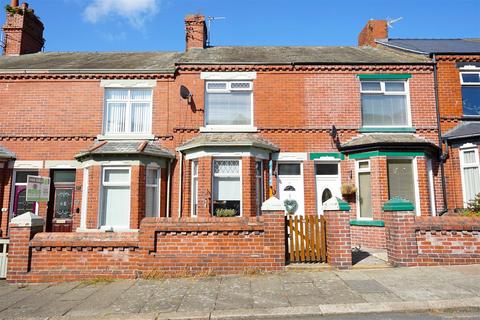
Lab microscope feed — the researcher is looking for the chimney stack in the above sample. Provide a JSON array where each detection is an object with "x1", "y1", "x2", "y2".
[
  {"x1": 185, "y1": 14, "x2": 207, "y2": 51},
  {"x1": 358, "y1": 20, "x2": 388, "y2": 47},
  {"x1": 2, "y1": 1, "x2": 44, "y2": 55}
]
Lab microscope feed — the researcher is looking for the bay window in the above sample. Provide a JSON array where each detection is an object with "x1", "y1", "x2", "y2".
[
  {"x1": 387, "y1": 159, "x2": 417, "y2": 211},
  {"x1": 255, "y1": 161, "x2": 263, "y2": 216},
  {"x1": 104, "y1": 88, "x2": 152, "y2": 135},
  {"x1": 356, "y1": 160, "x2": 372, "y2": 219},
  {"x1": 100, "y1": 167, "x2": 131, "y2": 229},
  {"x1": 145, "y1": 167, "x2": 160, "y2": 217},
  {"x1": 212, "y1": 159, "x2": 241, "y2": 216},
  {"x1": 460, "y1": 148, "x2": 480, "y2": 206},
  {"x1": 205, "y1": 81, "x2": 253, "y2": 128},
  {"x1": 360, "y1": 80, "x2": 410, "y2": 127},
  {"x1": 460, "y1": 72, "x2": 480, "y2": 116},
  {"x1": 191, "y1": 161, "x2": 198, "y2": 217}
]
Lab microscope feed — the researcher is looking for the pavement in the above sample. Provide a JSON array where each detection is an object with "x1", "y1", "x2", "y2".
[{"x1": 0, "y1": 264, "x2": 479, "y2": 320}]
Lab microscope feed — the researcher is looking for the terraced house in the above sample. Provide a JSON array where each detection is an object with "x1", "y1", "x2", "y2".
[{"x1": 2, "y1": 2, "x2": 472, "y2": 282}]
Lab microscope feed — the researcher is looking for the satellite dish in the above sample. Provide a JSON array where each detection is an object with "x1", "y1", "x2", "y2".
[{"x1": 180, "y1": 85, "x2": 192, "y2": 100}]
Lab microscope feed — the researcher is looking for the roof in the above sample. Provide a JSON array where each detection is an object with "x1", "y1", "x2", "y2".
[
  {"x1": 0, "y1": 52, "x2": 180, "y2": 73},
  {"x1": 340, "y1": 133, "x2": 437, "y2": 151},
  {"x1": 0, "y1": 46, "x2": 430, "y2": 72},
  {"x1": 75, "y1": 141, "x2": 175, "y2": 160},
  {"x1": 0, "y1": 145, "x2": 15, "y2": 159},
  {"x1": 443, "y1": 122, "x2": 480, "y2": 140},
  {"x1": 377, "y1": 39, "x2": 480, "y2": 55},
  {"x1": 178, "y1": 46, "x2": 431, "y2": 64},
  {"x1": 177, "y1": 132, "x2": 279, "y2": 152}
]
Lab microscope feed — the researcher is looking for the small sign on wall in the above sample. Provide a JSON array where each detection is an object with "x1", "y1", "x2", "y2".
[{"x1": 26, "y1": 175, "x2": 51, "y2": 202}]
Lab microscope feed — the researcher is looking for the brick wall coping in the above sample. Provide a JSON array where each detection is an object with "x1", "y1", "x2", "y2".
[
  {"x1": 414, "y1": 216, "x2": 480, "y2": 232},
  {"x1": 30, "y1": 232, "x2": 139, "y2": 248},
  {"x1": 140, "y1": 217, "x2": 265, "y2": 233}
]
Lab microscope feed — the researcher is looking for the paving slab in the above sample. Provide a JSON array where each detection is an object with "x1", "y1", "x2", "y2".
[{"x1": 0, "y1": 284, "x2": 49, "y2": 312}]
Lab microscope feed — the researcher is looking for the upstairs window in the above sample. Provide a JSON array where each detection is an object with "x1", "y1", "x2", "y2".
[
  {"x1": 104, "y1": 88, "x2": 152, "y2": 135},
  {"x1": 460, "y1": 72, "x2": 480, "y2": 116},
  {"x1": 360, "y1": 81, "x2": 410, "y2": 127},
  {"x1": 205, "y1": 81, "x2": 253, "y2": 127}
]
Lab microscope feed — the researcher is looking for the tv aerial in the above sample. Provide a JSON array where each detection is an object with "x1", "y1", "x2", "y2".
[
  {"x1": 387, "y1": 17, "x2": 403, "y2": 29},
  {"x1": 206, "y1": 16, "x2": 226, "y2": 47}
]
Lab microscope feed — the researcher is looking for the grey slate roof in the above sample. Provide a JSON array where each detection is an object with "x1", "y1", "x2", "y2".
[
  {"x1": 177, "y1": 133, "x2": 279, "y2": 152},
  {"x1": 0, "y1": 145, "x2": 15, "y2": 159},
  {"x1": 377, "y1": 39, "x2": 480, "y2": 55},
  {"x1": 340, "y1": 134, "x2": 437, "y2": 151},
  {"x1": 0, "y1": 52, "x2": 180, "y2": 72},
  {"x1": 178, "y1": 46, "x2": 430, "y2": 64},
  {"x1": 0, "y1": 46, "x2": 430, "y2": 72},
  {"x1": 75, "y1": 141, "x2": 175, "y2": 159},
  {"x1": 443, "y1": 122, "x2": 480, "y2": 140}
]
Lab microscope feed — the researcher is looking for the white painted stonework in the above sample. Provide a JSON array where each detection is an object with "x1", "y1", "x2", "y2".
[
  {"x1": 322, "y1": 197, "x2": 340, "y2": 211},
  {"x1": 261, "y1": 196, "x2": 285, "y2": 211},
  {"x1": 10, "y1": 212, "x2": 44, "y2": 227}
]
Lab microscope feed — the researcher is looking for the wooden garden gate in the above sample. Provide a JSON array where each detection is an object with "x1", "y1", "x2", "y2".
[{"x1": 286, "y1": 215, "x2": 326, "y2": 263}]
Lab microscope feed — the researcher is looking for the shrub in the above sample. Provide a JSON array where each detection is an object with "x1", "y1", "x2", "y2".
[
  {"x1": 215, "y1": 208, "x2": 237, "y2": 217},
  {"x1": 461, "y1": 193, "x2": 480, "y2": 217}
]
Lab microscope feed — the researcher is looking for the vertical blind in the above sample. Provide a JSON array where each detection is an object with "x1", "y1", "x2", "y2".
[
  {"x1": 358, "y1": 172, "x2": 372, "y2": 218},
  {"x1": 387, "y1": 159, "x2": 416, "y2": 207},
  {"x1": 206, "y1": 92, "x2": 252, "y2": 125},
  {"x1": 361, "y1": 95, "x2": 408, "y2": 126},
  {"x1": 145, "y1": 168, "x2": 159, "y2": 217},
  {"x1": 105, "y1": 89, "x2": 152, "y2": 134}
]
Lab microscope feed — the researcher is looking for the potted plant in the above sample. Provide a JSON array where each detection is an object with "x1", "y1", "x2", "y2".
[
  {"x1": 215, "y1": 208, "x2": 237, "y2": 217},
  {"x1": 341, "y1": 183, "x2": 357, "y2": 196}
]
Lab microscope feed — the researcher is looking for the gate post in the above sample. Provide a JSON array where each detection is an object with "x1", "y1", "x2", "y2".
[
  {"x1": 261, "y1": 196, "x2": 286, "y2": 270},
  {"x1": 323, "y1": 198, "x2": 352, "y2": 269},
  {"x1": 382, "y1": 198, "x2": 417, "y2": 266},
  {"x1": 7, "y1": 212, "x2": 44, "y2": 283}
]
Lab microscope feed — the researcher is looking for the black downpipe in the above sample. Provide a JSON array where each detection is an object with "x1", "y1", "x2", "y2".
[{"x1": 433, "y1": 54, "x2": 449, "y2": 215}]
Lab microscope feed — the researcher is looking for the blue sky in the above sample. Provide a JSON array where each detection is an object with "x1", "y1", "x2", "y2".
[{"x1": 2, "y1": 0, "x2": 479, "y2": 52}]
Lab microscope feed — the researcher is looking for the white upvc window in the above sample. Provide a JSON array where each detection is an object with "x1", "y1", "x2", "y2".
[
  {"x1": 460, "y1": 71, "x2": 480, "y2": 117},
  {"x1": 100, "y1": 167, "x2": 131, "y2": 230},
  {"x1": 103, "y1": 88, "x2": 153, "y2": 135},
  {"x1": 460, "y1": 147, "x2": 480, "y2": 207},
  {"x1": 205, "y1": 81, "x2": 253, "y2": 129},
  {"x1": 255, "y1": 160, "x2": 263, "y2": 216},
  {"x1": 360, "y1": 80, "x2": 411, "y2": 127},
  {"x1": 356, "y1": 160, "x2": 372, "y2": 219},
  {"x1": 145, "y1": 167, "x2": 160, "y2": 217},
  {"x1": 191, "y1": 161, "x2": 198, "y2": 217},
  {"x1": 212, "y1": 159, "x2": 242, "y2": 216}
]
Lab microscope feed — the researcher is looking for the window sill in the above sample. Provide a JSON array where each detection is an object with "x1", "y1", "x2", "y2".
[
  {"x1": 76, "y1": 227, "x2": 138, "y2": 233},
  {"x1": 97, "y1": 134, "x2": 155, "y2": 141},
  {"x1": 350, "y1": 219, "x2": 385, "y2": 227},
  {"x1": 359, "y1": 127, "x2": 416, "y2": 133},
  {"x1": 200, "y1": 126, "x2": 258, "y2": 133}
]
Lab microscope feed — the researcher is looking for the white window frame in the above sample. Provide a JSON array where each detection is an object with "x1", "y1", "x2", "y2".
[
  {"x1": 211, "y1": 158, "x2": 243, "y2": 217},
  {"x1": 99, "y1": 166, "x2": 131, "y2": 230},
  {"x1": 355, "y1": 160, "x2": 372, "y2": 220},
  {"x1": 359, "y1": 80, "x2": 412, "y2": 128},
  {"x1": 191, "y1": 160, "x2": 198, "y2": 217},
  {"x1": 9, "y1": 169, "x2": 40, "y2": 219},
  {"x1": 255, "y1": 160, "x2": 263, "y2": 216},
  {"x1": 386, "y1": 157, "x2": 422, "y2": 216},
  {"x1": 145, "y1": 166, "x2": 161, "y2": 218},
  {"x1": 103, "y1": 88, "x2": 153, "y2": 136},
  {"x1": 459, "y1": 71, "x2": 480, "y2": 117},
  {"x1": 203, "y1": 81, "x2": 255, "y2": 132},
  {"x1": 427, "y1": 158, "x2": 436, "y2": 216},
  {"x1": 459, "y1": 146, "x2": 480, "y2": 207}
]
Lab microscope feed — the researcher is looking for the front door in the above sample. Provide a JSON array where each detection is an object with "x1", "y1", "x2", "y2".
[
  {"x1": 50, "y1": 170, "x2": 76, "y2": 232},
  {"x1": 315, "y1": 162, "x2": 341, "y2": 215},
  {"x1": 277, "y1": 162, "x2": 305, "y2": 216},
  {"x1": 12, "y1": 185, "x2": 37, "y2": 218},
  {"x1": 52, "y1": 186, "x2": 74, "y2": 232}
]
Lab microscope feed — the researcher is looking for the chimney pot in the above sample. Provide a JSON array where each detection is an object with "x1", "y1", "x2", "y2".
[
  {"x1": 10, "y1": 0, "x2": 19, "y2": 7},
  {"x1": 358, "y1": 20, "x2": 388, "y2": 47}
]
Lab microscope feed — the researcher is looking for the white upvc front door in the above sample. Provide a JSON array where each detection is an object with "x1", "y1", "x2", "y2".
[{"x1": 277, "y1": 162, "x2": 305, "y2": 216}]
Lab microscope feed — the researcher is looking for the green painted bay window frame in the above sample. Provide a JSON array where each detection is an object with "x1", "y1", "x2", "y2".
[{"x1": 348, "y1": 151, "x2": 425, "y2": 160}]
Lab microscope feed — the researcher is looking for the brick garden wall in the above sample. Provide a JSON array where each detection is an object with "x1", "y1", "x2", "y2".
[
  {"x1": 7, "y1": 209, "x2": 285, "y2": 283},
  {"x1": 384, "y1": 209, "x2": 480, "y2": 266},
  {"x1": 350, "y1": 225, "x2": 386, "y2": 249}
]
